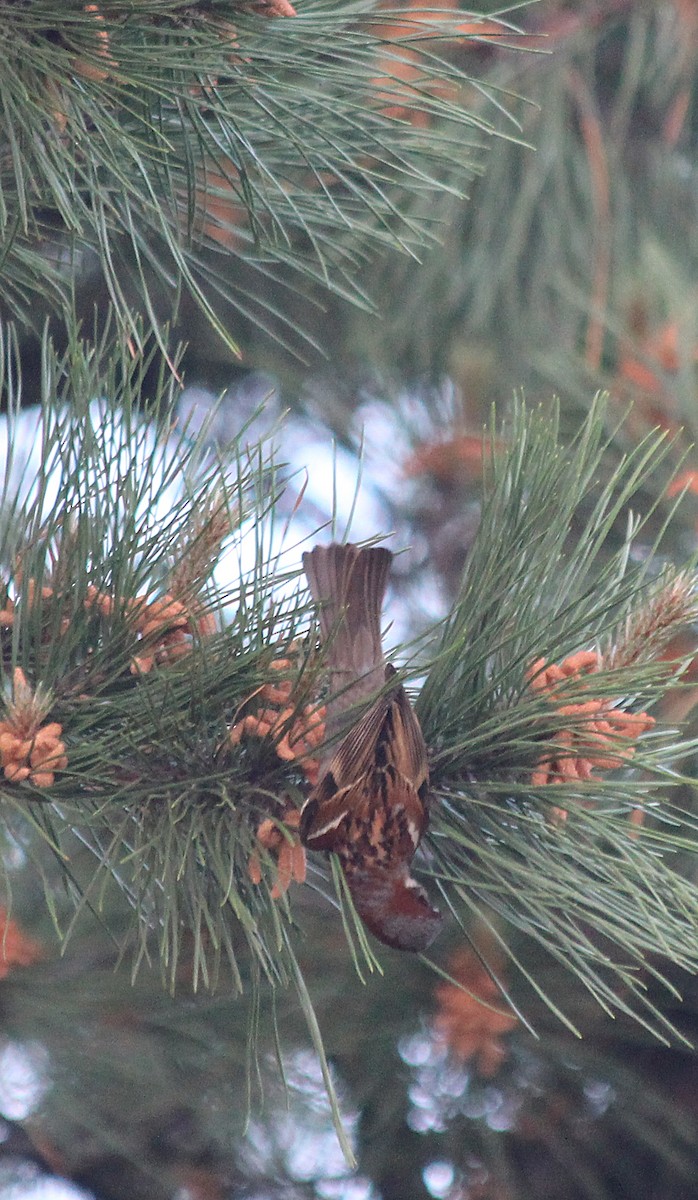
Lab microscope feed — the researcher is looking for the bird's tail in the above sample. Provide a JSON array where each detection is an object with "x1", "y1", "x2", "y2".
[{"x1": 303, "y1": 543, "x2": 392, "y2": 725}]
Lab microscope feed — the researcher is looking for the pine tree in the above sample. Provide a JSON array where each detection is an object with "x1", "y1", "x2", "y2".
[{"x1": 1, "y1": 2, "x2": 698, "y2": 1199}]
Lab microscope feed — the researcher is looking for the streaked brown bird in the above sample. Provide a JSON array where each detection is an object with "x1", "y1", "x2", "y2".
[{"x1": 300, "y1": 543, "x2": 442, "y2": 952}]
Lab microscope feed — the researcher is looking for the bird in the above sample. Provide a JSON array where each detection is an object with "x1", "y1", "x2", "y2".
[{"x1": 300, "y1": 542, "x2": 442, "y2": 952}]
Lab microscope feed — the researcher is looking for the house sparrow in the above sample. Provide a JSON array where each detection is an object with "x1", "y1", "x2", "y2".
[{"x1": 300, "y1": 543, "x2": 442, "y2": 952}]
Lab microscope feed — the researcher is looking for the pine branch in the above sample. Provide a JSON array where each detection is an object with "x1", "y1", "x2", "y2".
[
  {"x1": 2, "y1": 326, "x2": 698, "y2": 1113},
  {"x1": 0, "y1": 322, "x2": 316, "y2": 990},
  {"x1": 0, "y1": 0, "x2": 520, "y2": 356},
  {"x1": 417, "y1": 395, "x2": 698, "y2": 1037}
]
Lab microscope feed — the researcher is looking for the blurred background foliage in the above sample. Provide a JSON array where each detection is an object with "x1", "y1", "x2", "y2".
[{"x1": 2, "y1": 1, "x2": 698, "y2": 1199}]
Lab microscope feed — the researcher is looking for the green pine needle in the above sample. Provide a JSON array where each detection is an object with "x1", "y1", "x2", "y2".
[
  {"x1": 415, "y1": 394, "x2": 698, "y2": 1037},
  {"x1": 0, "y1": 1, "x2": 522, "y2": 353},
  {"x1": 3, "y1": 327, "x2": 698, "y2": 1145}
]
